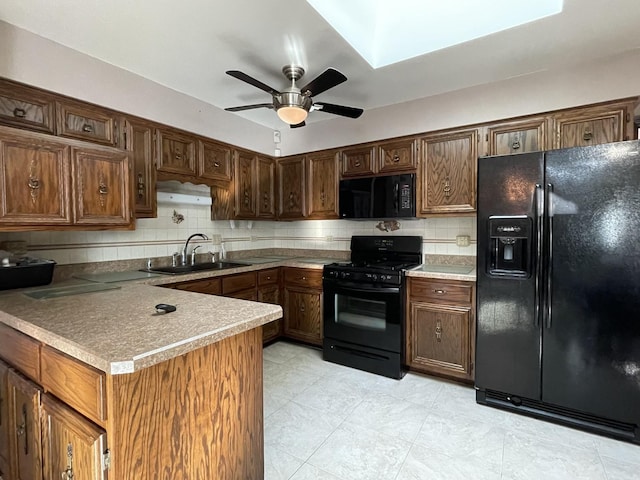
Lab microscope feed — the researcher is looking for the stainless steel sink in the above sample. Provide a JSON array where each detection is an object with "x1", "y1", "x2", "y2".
[{"x1": 142, "y1": 261, "x2": 246, "y2": 275}]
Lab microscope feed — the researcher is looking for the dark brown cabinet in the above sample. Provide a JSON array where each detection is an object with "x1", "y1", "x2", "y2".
[
  {"x1": 0, "y1": 82, "x2": 56, "y2": 135},
  {"x1": 484, "y1": 117, "x2": 547, "y2": 156},
  {"x1": 125, "y1": 118, "x2": 156, "y2": 218},
  {"x1": 41, "y1": 394, "x2": 107, "y2": 480},
  {"x1": 406, "y1": 277, "x2": 476, "y2": 381},
  {"x1": 7, "y1": 370, "x2": 42, "y2": 480},
  {"x1": 378, "y1": 138, "x2": 417, "y2": 174},
  {"x1": 258, "y1": 268, "x2": 282, "y2": 343},
  {"x1": 0, "y1": 361, "x2": 10, "y2": 480},
  {"x1": 341, "y1": 145, "x2": 376, "y2": 177},
  {"x1": 56, "y1": 100, "x2": 120, "y2": 147},
  {"x1": 210, "y1": 183, "x2": 232, "y2": 221},
  {"x1": 256, "y1": 155, "x2": 276, "y2": 219},
  {"x1": 283, "y1": 268, "x2": 323, "y2": 346},
  {"x1": 277, "y1": 156, "x2": 306, "y2": 219},
  {"x1": 307, "y1": 151, "x2": 338, "y2": 219},
  {"x1": 199, "y1": 139, "x2": 232, "y2": 182},
  {"x1": 233, "y1": 150, "x2": 256, "y2": 219},
  {"x1": 419, "y1": 128, "x2": 478, "y2": 215},
  {"x1": 71, "y1": 146, "x2": 132, "y2": 227},
  {"x1": 156, "y1": 128, "x2": 197, "y2": 177}
]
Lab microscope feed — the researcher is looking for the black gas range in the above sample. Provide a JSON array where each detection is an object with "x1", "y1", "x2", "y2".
[{"x1": 322, "y1": 236, "x2": 423, "y2": 379}]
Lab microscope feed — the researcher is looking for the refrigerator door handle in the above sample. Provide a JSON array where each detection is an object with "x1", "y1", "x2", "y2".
[
  {"x1": 535, "y1": 184, "x2": 544, "y2": 327},
  {"x1": 546, "y1": 183, "x2": 554, "y2": 329}
]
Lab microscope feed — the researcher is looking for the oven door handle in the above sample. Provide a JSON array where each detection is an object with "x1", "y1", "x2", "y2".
[{"x1": 325, "y1": 283, "x2": 401, "y2": 295}]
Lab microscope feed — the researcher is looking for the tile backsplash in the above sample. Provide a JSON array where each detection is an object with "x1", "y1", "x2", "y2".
[{"x1": 0, "y1": 205, "x2": 477, "y2": 265}]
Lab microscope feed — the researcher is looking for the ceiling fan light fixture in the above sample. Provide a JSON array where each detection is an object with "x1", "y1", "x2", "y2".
[{"x1": 277, "y1": 105, "x2": 308, "y2": 125}]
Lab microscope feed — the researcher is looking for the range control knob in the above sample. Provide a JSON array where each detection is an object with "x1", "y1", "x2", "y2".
[{"x1": 340, "y1": 272, "x2": 349, "y2": 279}]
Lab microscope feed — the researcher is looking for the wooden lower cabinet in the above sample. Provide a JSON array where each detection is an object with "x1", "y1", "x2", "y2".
[
  {"x1": 258, "y1": 268, "x2": 282, "y2": 343},
  {"x1": 7, "y1": 370, "x2": 42, "y2": 480},
  {"x1": 41, "y1": 395, "x2": 107, "y2": 480},
  {"x1": 406, "y1": 277, "x2": 476, "y2": 382},
  {"x1": 283, "y1": 268, "x2": 323, "y2": 346},
  {"x1": 0, "y1": 361, "x2": 11, "y2": 479}
]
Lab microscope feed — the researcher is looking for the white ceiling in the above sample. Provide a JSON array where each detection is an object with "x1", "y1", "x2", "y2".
[{"x1": 1, "y1": 0, "x2": 639, "y2": 130}]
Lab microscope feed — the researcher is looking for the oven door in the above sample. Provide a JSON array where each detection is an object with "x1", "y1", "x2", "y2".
[{"x1": 323, "y1": 278, "x2": 403, "y2": 353}]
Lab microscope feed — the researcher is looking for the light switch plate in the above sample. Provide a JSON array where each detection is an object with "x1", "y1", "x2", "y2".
[{"x1": 456, "y1": 235, "x2": 470, "y2": 247}]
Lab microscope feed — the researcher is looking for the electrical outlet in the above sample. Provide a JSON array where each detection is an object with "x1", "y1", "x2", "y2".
[
  {"x1": 251, "y1": 236, "x2": 257, "y2": 242},
  {"x1": 456, "y1": 235, "x2": 470, "y2": 247},
  {"x1": 211, "y1": 234, "x2": 222, "y2": 245},
  {"x1": 325, "y1": 236, "x2": 333, "y2": 242}
]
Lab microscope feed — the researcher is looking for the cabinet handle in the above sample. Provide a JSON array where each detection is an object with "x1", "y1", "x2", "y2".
[
  {"x1": 583, "y1": 128, "x2": 593, "y2": 141},
  {"x1": 443, "y1": 178, "x2": 451, "y2": 197},
  {"x1": 264, "y1": 192, "x2": 269, "y2": 209},
  {"x1": 289, "y1": 192, "x2": 294, "y2": 209},
  {"x1": 300, "y1": 303, "x2": 305, "y2": 313},
  {"x1": 433, "y1": 289, "x2": 446, "y2": 294},
  {"x1": 354, "y1": 160, "x2": 361, "y2": 167},
  {"x1": 82, "y1": 123, "x2": 94, "y2": 133},
  {"x1": 28, "y1": 176, "x2": 40, "y2": 191},
  {"x1": 320, "y1": 190, "x2": 325, "y2": 206},
  {"x1": 393, "y1": 154, "x2": 400, "y2": 162},
  {"x1": 98, "y1": 182, "x2": 109, "y2": 207},
  {"x1": 266, "y1": 276, "x2": 271, "y2": 280},
  {"x1": 511, "y1": 135, "x2": 521, "y2": 150},
  {"x1": 214, "y1": 161, "x2": 220, "y2": 167},
  {"x1": 17, "y1": 404, "x2": 28, "y2": 455},
  {"x1": 61, "y1": 443, "x2": 74, "y2": 480},
  {"x1": 13, "y1": 107, "x2": 26, "y2": 118},
  {"x1": 175, "y1": 152, "x2": 182, "y2": 160},
  {"x1": 435, "y1": 320, "x2": 443, "y2": 342},
  {"x1": 137, "y1": 173, "x2": 145, "y2": 199},
  {"x1": 244, "y1": 190, "x2": 250, "y2": 207}
]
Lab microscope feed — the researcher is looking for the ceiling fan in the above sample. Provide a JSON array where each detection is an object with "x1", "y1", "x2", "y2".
[{"x1": 224, "y1": 65, "x2": 363, "y2": 128}]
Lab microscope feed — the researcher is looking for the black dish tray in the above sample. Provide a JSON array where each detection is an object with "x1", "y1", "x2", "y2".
[{"x1": 0, "y1": 259, "x2": 56, "y2": 290}]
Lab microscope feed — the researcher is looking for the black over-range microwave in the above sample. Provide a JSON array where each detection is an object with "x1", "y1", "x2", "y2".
[{"x1": 339, "y1": 173, "x2": 416, "y2": 219}]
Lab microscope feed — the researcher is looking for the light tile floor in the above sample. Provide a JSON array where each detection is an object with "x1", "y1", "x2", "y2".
[{"x1": 263, "y1": 341, "x2": 640, "y2": 480}]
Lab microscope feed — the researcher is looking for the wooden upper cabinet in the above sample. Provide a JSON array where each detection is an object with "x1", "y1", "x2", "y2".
[
  {"x1": 0, "y1": 128, "x2": 71, "y2": 226},
  {"x1": 307, "y1": 151, "x2": 338, "y2": 219},
  {"x1": 552, "y1": 102, "x2": 634, "y2": 149},
  {"x1": 341, "y1": 145, "x2": 376, "y2": 177},
  {"x1": 41, "y1": 394, "x2": 107, "y2": 480},
  {"x1": 256, "y1": 155, "x2": 276, "y2": 219},
  {"x1": 0, "y1": 82, "x2": 56, "y2": 134},
  {"x1": 156, "y1": 128, "x2": 197, "y2": 176},
  {"x1": 72, "y1": 146, "x2": 132, "y2": 226},
  {"x1": 125, "y1": 118, "x2": 156, "y2": 218},
  {"x1": 56, "y1": 100, "x2": 119, "y2": 147},
  {"x1": 199, "y1": 139, "x2": 232, "y2": 182},
  {"x1": 277, "y1": 156, "x2": 306, "y2": 219},
  {"x1": 378, "y1": 139, "x2": 417, "y2": 173},
  {"x1": 484, "y1": 117, "x2": 547, "y2": 156},
  {"x1": 210, "y1": 183, "x2": 232, "y2": 220},
  {"x1": 419, "y1": 128, "x2": 477, "y2": 215},
  {"x1": 234, "y1": 150, "x2": 257, "y2": 218}
]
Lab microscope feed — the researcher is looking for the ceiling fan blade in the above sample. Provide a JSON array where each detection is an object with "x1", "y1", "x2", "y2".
[
  {"x1": 290, "y1": 121, "x2": 306, "y2": 129},
  {"x1": 314, "y1": 102, "x2": 363, "y2": 119},
  {"x1": 225, "y1": 70, "x2": 280, "y2": 96},
  {"x1": 299, "y1": 68, "x2": 347, "y2": 96},
  {"x1": 224, "y1": 103, "x2": 274, "y2": 112}
]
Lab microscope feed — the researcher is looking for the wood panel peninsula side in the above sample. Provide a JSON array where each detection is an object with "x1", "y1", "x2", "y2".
[{"x1": 0, "y1": 283, "x2": 282, "y2": 479}]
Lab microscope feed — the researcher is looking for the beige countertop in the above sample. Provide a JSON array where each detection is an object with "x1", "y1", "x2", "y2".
[{"x1": 406, "y1": 264, "x2": 477, "y2": 282}]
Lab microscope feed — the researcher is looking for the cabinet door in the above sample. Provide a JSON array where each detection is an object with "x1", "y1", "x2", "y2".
[
  {"x1": 0, "y1": 361, "x2": 10, "y2": 480},
  {"x1": 41, "y1": 394, "x2": 107, "y2": 480},
  {"x1": 7, "y1": 370, "x2": 42, "y2": 480},
  {"x1": 199, "y1": 139, "x2": 232, "y2": 182},
  {"x1": 277, "y1": 156, "x2": 306, "y2": 219},
  {"x1": 234, "y1": 150, "x2": 256, "y2": 218},
  {"x1": 210, "y1": 183, "x2": 232, "y2": 220},
  {"x1": 56, "y1": 101, "x2": 119, "y2": 147},
  {"x1": 256, "y1": 155, "x2": 276, "y2": 219},
  {"x1": 0, "y1": 82, "x2": 56, "y2": 134},
  {"x1": 419, "y1": 129, "x2": 477, "y2": 214},
  {"x1": 407, "y1": 302, "x2": 473, "y2": 380},
  {"x1": 553, "y1": 107, "x2": 627, "y2": 149},
  {"x1": 283, "y1": 287, "x2": 322, "y2": 345},
  {"x1": 259, "y1": 286, "x2": 281, "y2": 343},
  {"x1": 72, "y1": 147, "x2": 132, "y2": 226},
  {"x1": 0, "y1": 131, "x2": 71, "y2": 225},
  {"x1": 156, "y1": 128, "x2": 197, "y2": 176},
  {"x1": 126, "y1": 118, "x2": 156, "y2": 218},
  {"x1": 307, "y1": 151, "x2": 338, "y2": 219},
  {"x1": 378, "y1": 139, "x2": 417, "y2": 173},
  {"x1": 341, "y1": 145, "x2": 375, "y2": 177},
  {"x1": 485, "y1": 117, "x2": 546, "y2": 156}
]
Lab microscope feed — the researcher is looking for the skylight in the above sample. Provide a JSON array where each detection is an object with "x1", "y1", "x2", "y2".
[{"x1": 306, "y1": 0, "x2": 564, "y2": 68}]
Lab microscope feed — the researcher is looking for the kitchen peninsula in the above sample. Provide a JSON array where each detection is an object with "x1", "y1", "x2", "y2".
[{"x1": 0, "y1": 282, "x2": 282, "y2": 479}]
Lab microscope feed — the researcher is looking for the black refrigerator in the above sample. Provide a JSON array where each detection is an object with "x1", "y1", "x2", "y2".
[{"x1": 475, "y1": 140, "x2": 640, "y2": 444}]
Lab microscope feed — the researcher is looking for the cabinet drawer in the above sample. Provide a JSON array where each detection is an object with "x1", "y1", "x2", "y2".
[
  {"x1": 172, "y1": 277, "x2": 222, "y2": 295},
  {"x1": 40, "y1": 346, "x2": 106, "y2": 425},
  {"x1": 258, "y1": 268, "x2": 280, "y2": 286},
  {"x1": 222, "y1": 272, "x2": 256, "y2": 295},
  {"x1": 56, "y1": 101, "x2": 118, "y2": 146},
  {"x1": 0, "y1": 323, "x2": 40, "y2": 382},
  {"x1": 341, "y1": 146, "x2": 376, "y2": 177},
  {"x1": 0, "y1": 83, "x2": 56, "y2": 134},
  {"x1": 408, "y1": 278, "x2": 472, "y2": 305},
  {"x1": 283, "y1": 267, "x2": 323, "y2": 289}
]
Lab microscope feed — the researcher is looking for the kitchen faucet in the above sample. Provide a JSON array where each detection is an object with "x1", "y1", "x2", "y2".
[{"x1": 180, "y1": 233, "x2": 208, "y2": 265}]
